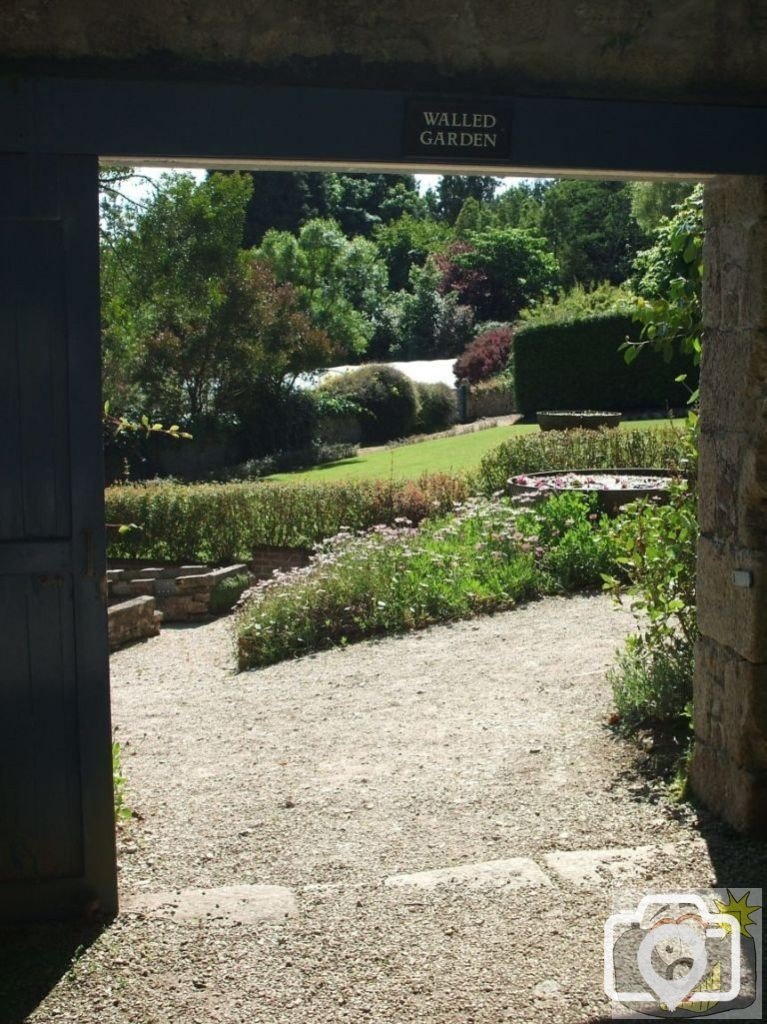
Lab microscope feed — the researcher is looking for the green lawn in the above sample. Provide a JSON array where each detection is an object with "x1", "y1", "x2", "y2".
[{"x1": 266, "y1": 418, "x2": 685, "y2": 483}]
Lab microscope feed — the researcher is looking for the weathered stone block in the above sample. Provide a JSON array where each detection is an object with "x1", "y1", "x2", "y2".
[
  {"x1": 108, "y1": 595, "x2": 161, "y2": 651},
  {"x1": 713, "y1": 222, "x2": 767, "y2": 331},
  {"x1": 692, "y1": 637, "x2": 725, "y2": 745},
  {"x1": 689, "y1": 739, "x2": 767, "y2": 836},
  {"x1": 697, "y1": 537, "x2": 767, "y2": 663},
  {"x1": 157, "y1": 596, "x2": 209, "y2": 620},
  {"x1": 696, "y1": 431, "x2": 742, "y2": 540},
  {"x1": 207, "y1": 563, "x2": 248, "y2": 581},
  {"x1": 697, "y1": 430, "x2": 767, "y2": 547},
  {"x1": 174, "y1": 574, "x2": 209, "y2": 591},
  {"x1": 721, "y1": 655, "x2": 767, "y2": 771},
  {"x1": 698, "y1": 327, "x2": 767, "y2": 434},
  {"x1": 4, "y1": 0, "x2": 767, "y2": 110},
  {"x1": 126, "y1": 579, "x2": 155, "y2": 596},
  {"x1": 722, "y1": 176, "x2": 767, "y2": 224},
  {"x1": 694, "y1": 638, "x2": 767, "y2": 771}
]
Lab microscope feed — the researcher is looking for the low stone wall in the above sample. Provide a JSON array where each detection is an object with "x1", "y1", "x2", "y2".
[
  {"x1": 250, "y1": 546, "x2": 312, "y2": 579},
  {"x1": 108, "y1": 595, "x2": 161, "y2": 651},
  {"x1": 466, "y1": 385, "x2": 516, "y2": 420},
  {"x1": 108, "y1": 563, "x2": 250, "y2": 622}
]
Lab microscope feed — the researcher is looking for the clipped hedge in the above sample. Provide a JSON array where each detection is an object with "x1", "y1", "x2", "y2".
[
  {"x1": 471, "y1": 424, "x2": 686, "y2": 495},
  {"x1": 415, "y1": 382, "x2": 458, "y2": 434},
  {"x1": 105, "y1": 474, "x2": 470, "y2": 564},
  {"x1": 320, "y1": 364, "x2": 419, "y2": 444},
  {"x1": 512, "y1": 313, "x2": 698, "y2": 415}
]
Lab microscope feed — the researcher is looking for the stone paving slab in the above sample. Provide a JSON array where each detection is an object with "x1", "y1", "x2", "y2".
[
  {"x1": 543, "y1": 844, "x2": 680, "y2": 886},
  {"x1": 122, "y1": 883, "x2": 298, "y2": 925},
  {"x1": 384, "y1": 856, "x2": 553, "y2": 891}
]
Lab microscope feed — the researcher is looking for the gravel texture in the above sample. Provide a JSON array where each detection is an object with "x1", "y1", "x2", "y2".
[{"x1": 13, "y1": 595, "x2": 766, "y2": 1024}]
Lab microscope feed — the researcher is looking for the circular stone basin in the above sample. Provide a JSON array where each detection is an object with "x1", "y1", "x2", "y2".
[
  {"x1": 537, "y1": 410, "x2": 622, "y2": 431},
  {"x1": 508, "y1": 469, "x2": 676, "y2": 515}
]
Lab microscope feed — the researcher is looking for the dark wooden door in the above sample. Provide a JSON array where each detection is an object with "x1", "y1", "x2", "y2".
[{"x1": 0, "y1": 153, "x2": 116, "y2": 921}]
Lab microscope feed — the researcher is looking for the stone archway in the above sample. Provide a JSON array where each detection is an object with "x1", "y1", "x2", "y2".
[
  {"x1": 0, "y1": 68, "x2": 766, "y2": 921},
  {"x1": 691, "y1": 176, "x2": 767, "y2": 834}
]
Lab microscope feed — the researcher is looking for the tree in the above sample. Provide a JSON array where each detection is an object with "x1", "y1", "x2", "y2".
[
  {"x1": 629, "y1": 185, "x2": 704, "y2": 368},
  {"x1": 215, "y1": 170, "x2": 328, "y2": 247},
  {"x1": 436, "y1": 228, "x2": 560, "y2": 322},
  {"x1": 102, "y1": 172, "x2": 337, "y2": 442},
  {"x1": 372, "y1": 213, "x2": 453, "y2": 291},
  {"x1": 539, "y1": 180, "x2": 647, "y2": 285},
  {"x1": 102, "y1": 171, "x2": 255, "y2": 422},
  {"x1": 171, "y1": 256, "x2": 332, "y2": 403},
  {"x1": 321, "y1": 173, "x2": 419, "y2": 236},
  {"x1": 492, "y1": 180, "x2": 550, "y2": 230},
  {"x1": 453, "y1": 326, "x2": 514, "y2": 384},
  {"x1": 454, "y1": 197, "x2": 494, "y2": 237},
  {"x1": 437, "y1": 175, "x2": 501, "y2": 222},
  {"x1": 254, "y1": 218, "x2": 388, "y2": 359},
  {"x1": 394, "y1": 258, "x2": 474, "y2": 359},
  {"x1": 630, "y1": 181, "x2": 696, "y2": 233}
]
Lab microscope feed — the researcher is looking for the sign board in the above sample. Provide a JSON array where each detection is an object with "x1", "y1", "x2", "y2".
[{"x1": 404, "y1": 99, "x2": 509, "y2": 161}]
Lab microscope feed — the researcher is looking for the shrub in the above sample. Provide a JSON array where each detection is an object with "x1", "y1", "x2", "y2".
[
  {"x1": 518, "y1": 282, "x2": 635, "y2": 326},
  {"x1": 604, "y1": 481, "x2": 697, "y2": 734},
  {"x1": 512, "y1": 313, "x2": 697, "y2": 415},
  {"x1": 105, "y1": 473, "x2": 470, "y2": 563},
  {"x1": 235, "y1": 386, "x2": 319, "y2": 459},
  {"x1": 235, "y1": 492, "x2": 613, "y2": 669},
  {"x1": 472, "y1": 424, "x2": 686, "y2": 495},
  {"x1": 209, "y1": 573, "x2": 251, "y2": 615},
  {"x1": 608, "y1": 639, "x2": 693, "y2": 731},
  {"x1": 414, "y1": 382, "x2": 458, "y2": 434},
  {"x1": 454, "y1": 326, "x2": 514, "y2": 384},
  {"x1": 320, "y1": 365, "x2": 419, "y2": 443},
  {"x1": 514, "y1": 491, "x2": 617, "y2": 591}
]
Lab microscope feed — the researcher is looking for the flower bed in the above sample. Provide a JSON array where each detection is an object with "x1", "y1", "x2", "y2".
[
  {"x1": 508, "y1": 469, "x2": 675, "y2": 515},
  {"x1": 235, "y1": 492, "x2": 616, "y2": 670}
]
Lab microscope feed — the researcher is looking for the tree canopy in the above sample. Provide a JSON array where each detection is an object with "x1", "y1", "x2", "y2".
[
  {"x1": 101, "y1": 172, "x2": 336, "y2": 426},
  {"x1": 99, "y1": 167, "x2": 703, "y2": 473}
]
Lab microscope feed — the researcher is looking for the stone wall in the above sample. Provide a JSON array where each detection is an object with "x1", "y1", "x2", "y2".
[
  {"x1": 108, "y1": 595, "x2": 161, "y2": 651},
  {"x1": 689, "y1": 177, "x2": 767, "y2": 834},
  {"x1": 250, "y1": 546, "x2": 312, "y2": 579},
  {"x1": 467, "y1": 384, "x2": 516, "y2": 421},
  {"x1": 108, "y1": 564, "x2": 250, "y2": 621},
  {"x1": 1, "y1": 2, "x2": 767, "y2": 105}
]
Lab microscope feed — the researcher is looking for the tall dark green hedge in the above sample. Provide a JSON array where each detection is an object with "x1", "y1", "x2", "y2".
[{"x1": 512, "y1": 313, "x2": 698, "y2": 415}]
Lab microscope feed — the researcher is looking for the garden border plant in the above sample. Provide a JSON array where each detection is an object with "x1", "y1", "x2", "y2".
[
  {"x1": 603, "y1": 468, "x2": 698, "y2": 788},
  {"x1": 235, "y1": 490, "x2": 617, "y2": 670}
]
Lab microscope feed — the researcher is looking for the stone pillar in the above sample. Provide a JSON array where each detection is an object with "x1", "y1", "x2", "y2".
[{"x1": 690, "y1": 177, "x2": 767, "y2": 834}]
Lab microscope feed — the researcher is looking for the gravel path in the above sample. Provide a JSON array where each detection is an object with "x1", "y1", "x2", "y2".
[{"x1": 19, "y1": 596, "x2": 759, "y2": 1024}]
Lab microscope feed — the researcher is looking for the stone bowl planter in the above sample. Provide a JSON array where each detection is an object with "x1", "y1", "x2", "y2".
[
  {"x1": 536, "y1": 410, "x2": 622, "y2": 431},
  {"x1": 508, "y1": 469, "x2": 677, "y2": 516}
]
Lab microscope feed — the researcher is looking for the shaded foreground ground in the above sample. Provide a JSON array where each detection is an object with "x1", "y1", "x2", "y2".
[{"x1": 9, "y1": 596, "x2": 765, "y2": 1024}]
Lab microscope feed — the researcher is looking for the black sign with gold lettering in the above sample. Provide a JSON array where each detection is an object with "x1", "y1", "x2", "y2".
[{"x1": 404, "y1": 99, "x2": 509, "y2": 161}]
